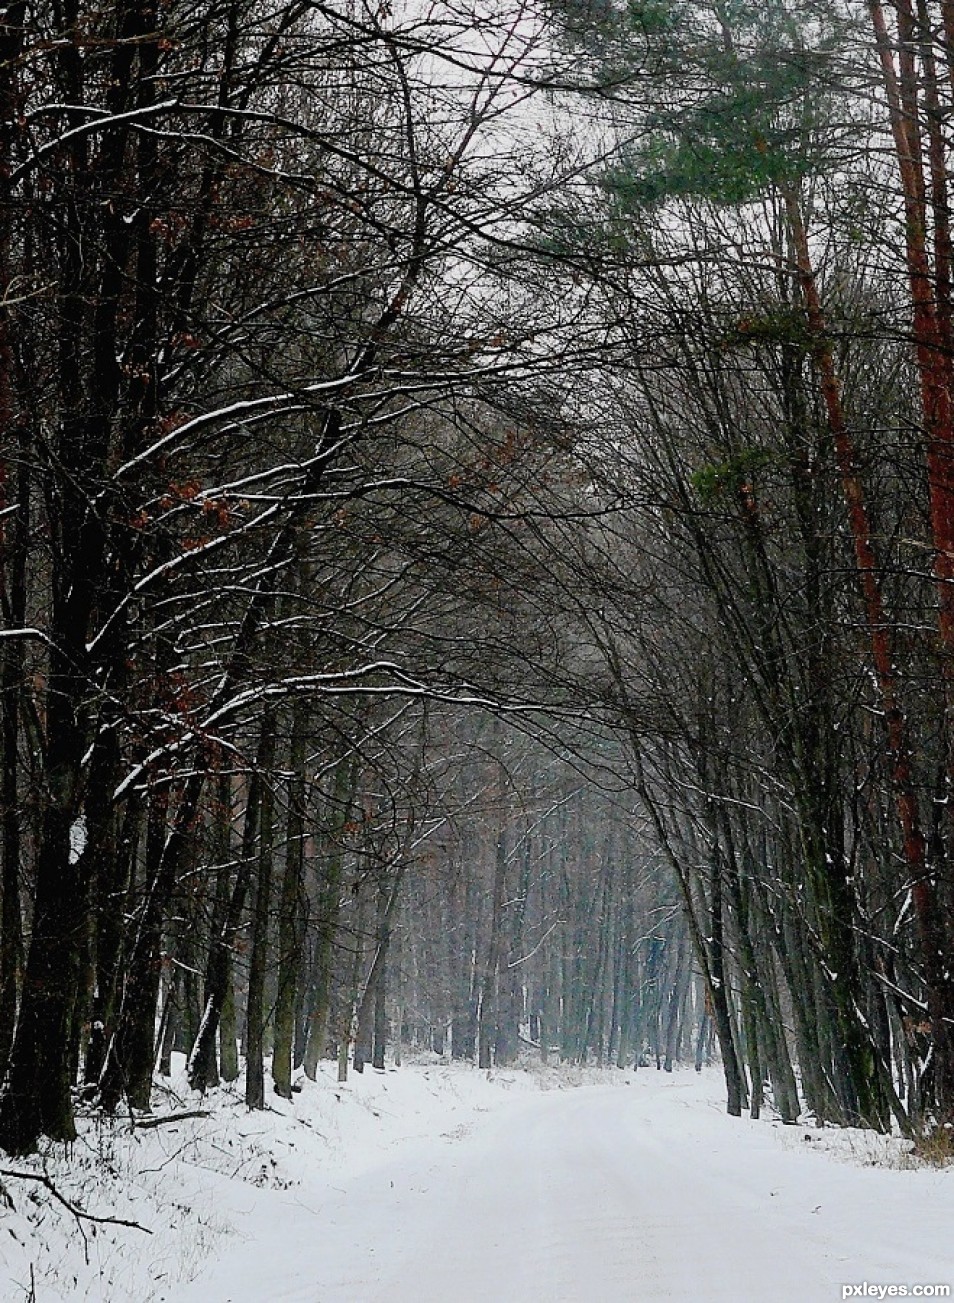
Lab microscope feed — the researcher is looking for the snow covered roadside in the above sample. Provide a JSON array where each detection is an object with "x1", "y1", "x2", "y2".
[
  {"x1": 0, "y1": 1056, "x2": 605, "y2": 1301},
  {"x1": 2, "y1": 1061, "x2": 953, "y2": 1301}
]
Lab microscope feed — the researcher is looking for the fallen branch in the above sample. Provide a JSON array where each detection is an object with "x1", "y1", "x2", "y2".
[
  {"x1": 133, "y1": 1109, "x2": 210, "y2": 1130},
  {"x1": 0, "y1": 1168, "x2": 151, "y2": 1264}
]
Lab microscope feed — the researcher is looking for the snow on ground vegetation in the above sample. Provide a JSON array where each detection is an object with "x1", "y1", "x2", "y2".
[
  {"x1": 0, "y1": 1055, "x2": 588, "y2": 1301},
  {"x1": 1, "y1": 1058, "x2": 952, "y2": 1301}
]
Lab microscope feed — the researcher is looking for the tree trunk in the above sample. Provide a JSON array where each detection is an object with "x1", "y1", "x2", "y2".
[
  {"x1": 188, "y1": 755, "x2": 265, "y2": 1092},
  {"x1": 478, "y1": 799, "x2": 508, "y2": 1070},
  {"x1": 302, "y1": 753, "x2": 358, "y2": 1080},
  {"x1": 245, "y1": 715, "x2": 278, "y2": 1110},
  {"x1": 786, "y1": 188, "x2": 950, "y2": 1122},
  {"x1": 272, "y1": 701, "x2": 308, "y2": 1099}
]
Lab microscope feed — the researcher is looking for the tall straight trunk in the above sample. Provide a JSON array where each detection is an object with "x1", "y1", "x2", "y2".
[
  {"x1": 188, "y1": 755, "x2": 265, "y2": 1091},
  {"x1": 449, "y1": 864, "x2": 469, "y2": 1059},
  {"x1": 869, "y1": 0, "x2": 954, "y2": 653},
  {"x1": 75, "y1": 723, "x2": 128, "y2": 1088},
  {"x1": 609, "y1": 890, "x2": 629, "y2": 1067},
  {"x1": 739, "y1": 867, "x2": 800, "y2": 1123},
  {"x1": 302, "y1": 752, "x2": 358, "y2": 1080},
  {"x1": 913, "y1": 0, "x2": 954, "y2": 346},
  {"x1": 662, "y1": 935, "x2": 688, "y2": 1074},
  {"x1": 187, "y1": 773, "x2": 234, "y2": 1092},
  {"x1": 220, "y1": 968, "x2": 239, "y2": 1082},
  {"x1": 0, "y1": 409, "x2": 126, "y2": 1138},
  {"x1": 0, "y1": 789, "x2": 85, "y2": 1150},
  {"x1": 451, "y1": 829, "x2": 479, "y2": 1060},
  {"x1": 781, "y1": 903, "x2": 840, "y2": 1124},
  {"x1": 542, "y1": 843, "x2": 563, "y2": 1064},
  {"x1": 97, "y1": 783, "x2": 172, "y2": 1113},
  {"x1": 422, "y1": 874, "x2": 447, "y2": 1055},
  {"x1": 155, "y1": 970, "x2": 175, "y2": 1077},
  {"x1": 0, "y1": 22, "x2": 92, "y2": 1149},
  {"x1": 0, "y1": 431, "x2": 27, "y2": 1078},
  {"x1": 633, "y1": 747, "x2": 745, "y2": 1114},
  {"x1": 372, "y1": 936, "x2": 388, "y2": 1071},
  {"x1": 478, "y1": 801, "x2": 508, "y2": 1070},
  {"x1": 496, "y1": 824, "x2": 532, "y2": 1067},
  {"x1": 175, "y1": 883, "x2": 204, "y2": 1056},
  {"x1": 354, "y1": 870, "x2": 403, "y2": 1072},
  {"x1": 245, "y1": 715, "x2": 277, "y2": 1110},
  {"x1": 581, "y1": 831, "x2": 614, "y2": 1063},
  {"x1": 272, "y1": 701, "x2": 308, "y2": 1099},
  {"x1": 614, "y1": 884, "x2": 635, "y2": 1069},
  {"x1": 698, "y1": 850, "x2": 743, "y2": 1111},
  {"x1": 391, "y1": 922, "x2": 404, "y2": 1068},
  {"x1": 694, "y1": 996, "x2": 712, "y2": 1074},
  {"x1": 0, "y1": 5, "x2": 27, "y2": 1081},
  {"x1": 0, "y1": 0, "x2": 171, "y2": 1152},
  {"x1": 337, "y1": 878, "x2": 367, "y2": 1084},
  {"x1": 354, "y1": 783, "x2": 420, "y2": 1072}
]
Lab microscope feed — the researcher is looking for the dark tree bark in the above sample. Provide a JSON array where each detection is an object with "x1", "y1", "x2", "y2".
[
  {"x1": 302, "y1": 754, "x2": 358, "y2": 1080},
  {"x1": 272, "y1": 702, "x2": 308, "y2": 1099},
  {"x1": 188, "y1": 747, "x2": 268, "y2": 1093},
  {"x1": 245, "y1": 716, "x2": 278, "y2": 1110},
  {"x1": 478, "y1": 804, "x2": 508, "y2": 1070}
]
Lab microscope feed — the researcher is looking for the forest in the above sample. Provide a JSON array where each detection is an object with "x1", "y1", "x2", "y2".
[{"x1": 1, "y1": 0, "x2": 954, "y2": 1168}]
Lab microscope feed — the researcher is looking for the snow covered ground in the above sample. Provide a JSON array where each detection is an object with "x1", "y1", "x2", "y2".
[{"x1": 2, "y1": 1059, "x2": 953, "y2": 1301}]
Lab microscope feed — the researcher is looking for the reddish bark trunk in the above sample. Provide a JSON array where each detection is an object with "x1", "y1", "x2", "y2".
[
  {"x1": 870, "y1": 0, "x2": 954, "y2": 657},
  {"x1": 787, "y1": 190, "x2": 954, "y2": 1114}
]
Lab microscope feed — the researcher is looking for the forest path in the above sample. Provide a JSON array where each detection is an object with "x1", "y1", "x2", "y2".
[{"x1": 173, "y1": 1071, "x2": 953, "y2": 1303}]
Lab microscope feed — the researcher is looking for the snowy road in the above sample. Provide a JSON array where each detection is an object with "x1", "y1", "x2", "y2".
[{"x1": 172, "y1": 1070, "x2": 954, "y2": 1303}]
